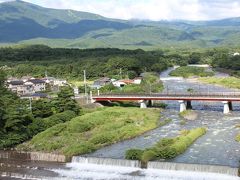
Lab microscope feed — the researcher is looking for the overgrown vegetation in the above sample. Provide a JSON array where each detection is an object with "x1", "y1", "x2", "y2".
[
  {"x1": 170, "y1": 66, "x2": 214, "y2": 78},
  {"x1": 125, "y1": 127, "x2": 206, "y2": 163},
  {"x1": 199, "y1": 77, "x2": 240, "y2": 89},
  {"x1": 19, "y1": 107, "x2": 161, "y2": 158}
]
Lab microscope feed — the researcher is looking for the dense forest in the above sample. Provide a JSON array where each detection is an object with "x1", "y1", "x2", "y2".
[{"x1": 1, "y1": 45, "x2": 239, "y2": 80}]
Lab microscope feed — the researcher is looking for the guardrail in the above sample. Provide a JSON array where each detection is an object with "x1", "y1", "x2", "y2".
[{"x1": 92, "y1": 92, "x2": 240, "y2": 98}]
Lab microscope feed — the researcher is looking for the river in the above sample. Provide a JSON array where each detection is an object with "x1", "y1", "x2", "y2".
[{"x1": 1, "y1": 68, "x2": 240, "y2": 179}]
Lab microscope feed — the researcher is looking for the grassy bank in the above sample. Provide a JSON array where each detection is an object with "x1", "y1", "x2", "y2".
[
  {"x1": 199, "y1": 77, "x2": 240, "y2": 89},
  {"x1": 170, "y1": 66, "x2": 214, "y2": 78},
  {"x1": 19, "y1": 107, "x2": 162, "y2": 158},
  {"x1": 125, "y1": 127, "x2": 206, "y2": 162}
]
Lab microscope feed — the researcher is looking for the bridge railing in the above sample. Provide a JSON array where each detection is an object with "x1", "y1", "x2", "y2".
[{"x1": 92, "y1": 91, "x2": 240, "y2": 98}]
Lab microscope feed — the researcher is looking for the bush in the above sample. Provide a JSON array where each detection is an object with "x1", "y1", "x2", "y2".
[
  {"x1": 141, "y1": 150, "x2": 157, "y2": 163},
  {"x1": 125, "y1": 149, "x2": 144, "y2": 160},
  {"x1": 235, "y1": 134, "x2": 240, "y2": 142},
  {"x1": 90, "y1": 133, "x2": 116, "y2": 145},
  {"x1": 43, "y1": 110, "x2": 76, "y2": 129},
  {"x1": 125, "y1": 127, "x2": 206, "y2": 163}
]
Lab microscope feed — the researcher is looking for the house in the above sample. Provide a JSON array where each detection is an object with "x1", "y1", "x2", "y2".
[
  {"x1": 133, "y1": 77, "x2": 142, "y2": 84},
  {"x1": 20, "y1": 93, "x2": 49, "y2": 100},
  {"x1": 92, "y1": 77, "x2": 111, "y2": 89},
  {"x1": 7, "y1": 78, "x2": 46, "y2": 96},
  {"x1": 118, "y1": 79, "x2": 134, "y2": 84},
  {"x1": 113, "y1": 81, "x2": 126, "y2": 88},
  {"x1": 8, "y1": 80, "x2": 24, "y2": 94},
  {"x1": 28, "y1": 79, "x2": 46, "y2": 92},
  {"x1": 53, "y1": 79, "x2": 67, "y2": 87}
]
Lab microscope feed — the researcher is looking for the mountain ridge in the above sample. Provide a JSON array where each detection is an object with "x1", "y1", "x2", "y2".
[{"x1": 1, "y1": 0, "x2": 240, "y2": 49}]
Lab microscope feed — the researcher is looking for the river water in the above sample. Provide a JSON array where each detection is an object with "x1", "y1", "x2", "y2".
[{"x1": 1, "y1": 68, "x2": 240, "y2": 179}]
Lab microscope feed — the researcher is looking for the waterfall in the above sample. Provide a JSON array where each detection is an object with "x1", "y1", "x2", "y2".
[
  {"x1": 148, "y1": 162, "x2": 239, "y2": 176},
  {"x1": 72, "y1": 156, "x2": 141, "y2": 168}
]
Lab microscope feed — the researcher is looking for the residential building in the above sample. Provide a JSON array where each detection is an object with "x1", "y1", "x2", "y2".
[
  {"x1": 28, "y1": 79, "x2": 46, "y2": 92},
  {"x1": 91, "y1": 77, "x2": 111, "y2": 89}
]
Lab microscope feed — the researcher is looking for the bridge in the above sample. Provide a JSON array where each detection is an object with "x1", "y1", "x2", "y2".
[{"x1": 91, "y1": 92, "x2": 240, "y2": 114}]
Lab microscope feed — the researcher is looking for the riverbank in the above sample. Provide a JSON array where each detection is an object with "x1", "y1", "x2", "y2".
[
  {"x1": 18, "y1": 107, "x2": 163, "y2": 158},
  {"x1": 199, "y1": 76, "x2": 240, "y2": 90}
]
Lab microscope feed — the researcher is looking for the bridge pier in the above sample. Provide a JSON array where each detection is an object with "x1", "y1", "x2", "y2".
[
  {"x1": 228, "y1": 101, "x2": 233, "y2": 111},
  {"x1": 140, "y1": 100, "x2": 147, "y2": 108},
  {"x1": 222, "y1": 101, "x2": 230, "y2": 114},
  {"x1": 186, "y1": 100, "x2": 192, "y2": 110},
  {"x1": 179, "y1": 100, "x2": 186, "y2": 112},
  {"x1": 148, "y1": 100, "x2": 153, "y2": 107}
]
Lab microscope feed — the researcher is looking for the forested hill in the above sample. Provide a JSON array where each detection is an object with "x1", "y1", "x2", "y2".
[
  {"x1": 1, "y1": 45, "x2": 240, "y2": 80},
  {"x1": 1, "y1": 1, "x2": 240, "y2": 49}
]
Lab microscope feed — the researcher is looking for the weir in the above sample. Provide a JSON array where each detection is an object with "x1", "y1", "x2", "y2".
[
  {"x1": 148, "y1": 162, "x2": 239, "y2": 176},
  {"x1": 72, "y1": 156, "x2": 141, "y2": 168},
  {"x1": 71, "y1": 157, "x2": 239, "y2": 177}
]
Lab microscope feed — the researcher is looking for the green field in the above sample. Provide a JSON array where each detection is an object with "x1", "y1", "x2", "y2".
[
  {"x1": 199, "y1": 77, "x2": 240, "y2": 89},
  {"x1": 20, "y1": 107, "x2": 162, "y2": 158},
  {"x1": 170, "y1": 66, "x2": 214, "y2": 78}
]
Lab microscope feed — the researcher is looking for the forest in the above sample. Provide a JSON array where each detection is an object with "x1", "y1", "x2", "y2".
[{"x1": 1, "y1": 45, "x2": 239, "y2": 80}]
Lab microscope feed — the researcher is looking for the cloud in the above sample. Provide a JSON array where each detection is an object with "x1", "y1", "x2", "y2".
[{"x1": 1, "y1": 0, "x2": 240, "y2": 20}]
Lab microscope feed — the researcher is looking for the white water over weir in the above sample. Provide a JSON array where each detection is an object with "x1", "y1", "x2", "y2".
[
  {"x1": 71, "y1": 156, "x2": 239, "y2": 177},
  {"x1": 148, "y1": 162, "x2": 239, "y2": 176},
  {"x1": 72, "y1": 156, "x2": 141, "y2": 168}
]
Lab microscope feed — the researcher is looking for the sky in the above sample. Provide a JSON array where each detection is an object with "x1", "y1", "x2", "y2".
[{"x1": 1, "y1": 0, "x2": 240, "y2": 21}]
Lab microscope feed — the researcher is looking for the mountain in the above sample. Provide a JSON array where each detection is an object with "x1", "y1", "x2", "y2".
[{"x1": 0, "y1": 0, "x2": 240, "y2": 49}]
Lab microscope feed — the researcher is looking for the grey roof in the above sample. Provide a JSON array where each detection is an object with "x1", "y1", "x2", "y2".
[
  {"x1": 21, "y1": 93, "x2": 48, "y2": 98},
  {"x1": 9, "y1": 80, "x2": 24, "y2": 85},
  {"x1": 28, "y1": 79, "x2": 45, "y2": 84}
]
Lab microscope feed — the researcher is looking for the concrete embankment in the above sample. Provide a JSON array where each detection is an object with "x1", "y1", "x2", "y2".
[{"x1": 0, "y1": 150, "x2": 66, "y2": 162}]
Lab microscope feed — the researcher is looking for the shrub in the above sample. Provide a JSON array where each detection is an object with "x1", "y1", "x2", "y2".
[
  {"x1": 90, "y1": 133, "x2": 116, "y2": 145},
  {"x1": 125, "y1": 149, "x2": 144, "y2": 160},
  {"x1": 43, "y1": 110, "x2": 76, "y2": 129},
  {"x1": 125, "y1": 127, "x2": 206, "y2": 164},
  {"x1": 67, "y1": 121, "x2": 94, "y2": 133},
  {"x1": 235, "y1": 134, "x2": 240, "y2": 142},
  {"x1": 141, "y1": 150, "x2": 157, "y2": 163}
]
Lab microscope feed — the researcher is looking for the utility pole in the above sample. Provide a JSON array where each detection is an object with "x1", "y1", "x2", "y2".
[
  {"x1": 29, "y1": 97, "x2": 32, "y2": 114},
  {"x1": 120, "y1": 68, "x2": 122, "y2": 79},
  {"x1": 83, "y1": 70, "x2": 87, "y2": 97}
]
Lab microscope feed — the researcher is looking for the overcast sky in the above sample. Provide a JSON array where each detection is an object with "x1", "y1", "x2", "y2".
[{"x1": 1, "y1": 0, "x2": 240, "y2": 21}]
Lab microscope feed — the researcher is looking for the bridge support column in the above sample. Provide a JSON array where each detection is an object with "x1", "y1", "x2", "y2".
[
  {"x1": 179, "y1": 100, "x2": 186, "y2": 112},
  {"x1": 186, "y1": 100, "x2": 192, "y2": 110},
  {"x1": 140, "y1": 100, "x2": 147, "y2": 108},
  {"x1": 90, "y1": 91, "x2": 96, "y2": 103},
  {"x1": 148, "y1": 100, "x2": 153, "y2": 107},
  {"x1": 228, "y1": 101, "x2": 233, "y2": 111},
  {"x1": 222, "y1": 101, "x2": 230, "y2": 114}
]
